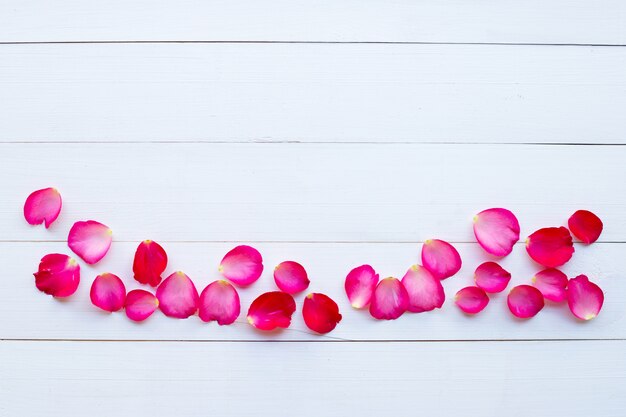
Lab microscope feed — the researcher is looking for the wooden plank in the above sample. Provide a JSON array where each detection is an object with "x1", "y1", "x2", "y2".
[
  {"x1": 1, "y1": 1, "x2": 625, "y2": 45},
  {"x1": 0, "y1": 44, "x2": 625, "y2": 143}
]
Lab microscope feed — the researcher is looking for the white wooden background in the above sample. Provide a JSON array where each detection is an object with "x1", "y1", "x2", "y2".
[{"x1": 1, "y1": 2, "x2": 625, "y2": 416}]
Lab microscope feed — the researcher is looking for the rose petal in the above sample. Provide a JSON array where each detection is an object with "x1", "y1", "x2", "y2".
[
  {"x1": 507, "y1": 285, "x2": 545, "y2": 318},
  {"x1": 567, "y1": 275, "x2": 604, "y2": 321},
  {"x1": 219, "y1": 245, "x2": 264, "y2": 286},
  {"x1": 302, "y1": 293, "x2": 342, "y2": 334},
  {"x1": 454, "y1": 286, "x2": 489, "y2": 314},
  {"x1": 23, "y1": 187, "x2": 62, "y2": 228},
  {"x1": 369, "y1": 277, "x2": 409, "y2": 320},
  {"x1": 199, "y1": 280, "x2": 240, "y2": 325},
  {"x1": 525, "y1": 227, "x2": 574, "y2": 267},
  {"x1": 125, "y1": 289, "x2": 159, "y2": 322},
  {"x1": 421, "y1": 239, "x2": 462, "y2": 280},
  {"x1": 133, "y1": 240, "x2": 168, "y2": 287},
  {"x1": 474, "y1": 261, "x2": 511, "y2": 293},
  {"x1": 532, "y1": 268, "x2": 568, "y2": 302},
  {"x1": 67, "y1": 220, "x2": 113, "y2": 264},
  {"x1": 156, "y1": 271, "x2": 199, "y2": 319},
  {"x1": 247, "y1": 291, "x2": 296, "y2": 331},
  {"x1": 401, "y1": 265, "x2": 445, "y2": 313},
  {"x1": 274, "y1": 261, "x2": 310, "y2": 294},
  {"x1": 33, "y1": 253, "x2": 80, "y2": 297},
  {"x1": 90, "y1": 273, "x2": 126, "y2": 312},
  {"x1": 568, "y1": 210, "x2": 603, "y2": 244},
  {"x1": 345, "y1": 264, "x2": 379, "y2": 309},
  {"x1": 473, "y1": 208, "x2": 520, "y2": 256}
]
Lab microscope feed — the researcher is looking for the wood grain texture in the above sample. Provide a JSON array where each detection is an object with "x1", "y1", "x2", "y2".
[{"x1": 1, "y1": 44, "x2": 625, "y2": 143}]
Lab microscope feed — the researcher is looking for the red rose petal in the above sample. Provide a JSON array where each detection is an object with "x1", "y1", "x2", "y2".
[
  {"x1": 302, "y1": 293, "x2": 342, "y2": 334},
  {"x1": 507, "y1": 285, "x2": 545, "y2": 318},
  {"x1": 67, "y1": 220, "x2": 113, "y2": 264},
  {"x1": 345, "y1": 264, "x2": 379, "y2": 309},
  {"x1": 473, "y1": 208, "x2": 520, "y2": 257},
  {"x1": 199, "y1": 280, "x2": 240, "y2": 325},
  {"x1": 369, "y1": 277, "x2": 409, "y2": 320},
  {"x1": 401, "y1": 265, "x2": 445, "y2": 313},
  {"x1": 525, "y1": 227, "x2": 574, "y2": 267},
  {"x1": 568, "y1": 210, "x2": 603, "y2": 244},
  {"x1": 23, "y1": 187, "x2": 62, "y2": 228},
  {"x1": 274, "y1": 261, "x2": 310, "y2": 294},
  {"x1": 125, "y1": 289, "x2": 159, "y2": 322},
  {"x1": 567, "y1": 275, "x2": 604, "y2": 321},
  {"x1": 421, "y1": 239, "x2": 462, "y2": 280},
  {"x1": 219, "y1": 245, "x2": 264, "y2": 286},
  {"x1": 90, "y1": 273, "x2": 126, "y2": 312},
  {"x1": 247, "y1": 291, "x2": 296, "y2": 331},
  {"x1": 474, "y1": 261, "x2": 511, "y2": 293},
  {"x1": 532, "y1": 268, "x2": 568, "y2": 302},
  {"x1": 454, "y1": 286, "x2": 489, "y2": 314},
  {"x1": 156, "y1": 271, "x2": 199, "y2": 319},
  {"x1": 33, "y1": 253, "x2": 80, "y2": 297},
  {"x1": 133, "y1": 240, "x2": 168, "y2": 287}
]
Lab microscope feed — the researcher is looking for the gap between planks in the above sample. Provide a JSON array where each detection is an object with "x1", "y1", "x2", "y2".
[{"x1": 2, "y1": 338, "x2": 624, "y2": 343}]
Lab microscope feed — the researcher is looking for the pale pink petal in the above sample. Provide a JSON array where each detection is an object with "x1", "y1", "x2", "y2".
[
  {"x1": 532, "y1": 268, "x2": 568, "y2": 302},
  {"x1": 369, "y1": 277, "x2": 409, "y2": 320},
  {"x1": 401, "y1": 265, "x2": 445, "y2": 313},
  {"x1": 156, "y1": 271, "x2": 199, "y2": 319},
  {"x1": 90, "y1": 273, "x2": 126, "y2": 312},
  {"x1": 274, "y1": 261, "x2": 310, "y2": 294},
  {"x1": 525, "y1": 227, "x2": 574, "y2": 267},
  {"x1": 23, "y1": 187, "x2": 62, "y2": 228},
  {"x1": 33, "y1": 253, "x2": 80, "y2": 297},
  {"x1": 67, "y1": 220, "x2": 113, "y2": 264},
  {"x1": 507, "y1": 285, "x2": 545, "y2": 318},
  {"x1": 473, "y1": 208, "x2": 520, "y2": 256},
  {"x1": 125, "y1": 289, "x2": 159, "y2": 322},
  {"x1": 454, "y1": 286, "x2": 489, "y2": 314},
  {"x1": 219, "y1": 245, "x2": 264, "y2": 286},
  {"x1": 568, "y1": 210, "x2": 603, "y2": 244},
  {"x1": 345, "y1": 264, "x2": 379, "y2": 309},
  {"x1": 247, "y1": 291, "x2": 296, "y2": 331},
  {"x1": 567, "y1": 275, "x2": 604, "y2": 321},
  {"x1": 474, "y1": 261, "x2": 511, "y2": 293},
  {"x1": 421, "y1": 239, "x2": 462, "y2": 280},
  {"x1": 199, "y1": 280, "x2": 240, "y2": 325},
  {"x1": 133, "y1": 240, "x2": 168, "y2": 287},
  {"x1": 302, "y1": 293, "x2": 342, "y2": 334}
]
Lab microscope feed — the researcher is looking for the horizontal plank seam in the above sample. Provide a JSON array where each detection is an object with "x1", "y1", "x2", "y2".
[
  {"x1": 1, "y1": 141, "x2": 626, "y2": 146},
  {"x1": 1, "y1": 338, "x2": 624, "y2": 343},
  {"x1": 2, "y1": 240, "x2": 625, "y2": 244}
]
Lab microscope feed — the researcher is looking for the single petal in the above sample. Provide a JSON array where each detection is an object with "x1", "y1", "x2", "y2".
[
  {"x1": 23, "y1": 187, "x2": 62, "y2": 228},
  {"x1": 247, "y1": 291, "x2": 296, "y2": 331},
  {"x1": 401, "y1": 265, "x2": 445, "y2": 313},
  {"x1": 421, "y1": 239, "x2": 462, "y2": 280},
  {"x1": 567, "y1": 275, "x2": 604, "y2": 321},
  {"x1": 473, "y1": 208, "x2": 520, "y2": 256},
  {"x1": 156, "y1": 271, "x2": 199, "y2": 319},
  {"x1": 507, "y1": 285, "x2": 545, "y2": 318},
  {"x1": 33, "y1": 253, "x2": 80, "y2": 297},
  {"x1": 199, "y1": 280, "x2": 241, "y2": 325},
  {"x1": 274, "y1": 261, "x2": 310, "y2": 294},
  {"x1": 525, "y1": 227, "x2": 574, "y2": 268},
  {"x1": 67, "y1": 220, "x2": 113, "y2": 264},
  {"x1": 474, "y1": 261, "x2": 511, "y2": 293},
  {"x1": 454, "y1": 286, "x2": 489, "y2": 314},
  {"x1": 568, "y1": 210, "x2": 603, "y2": 244},
  {"x1": 302, "y1": 293, "x2": 342, "y2": 334},
  {"x1": 369, "y1": 277, "x2": 409, "y2": 320},
  {"x1": 133, "y1": 239, "x2": 168, "y2": 287},
  {"x1": 90, "y1": 273, "x2": 126, "y2": 312},
  {"x1": 532, "y1": 268, "x2": 568, "y2": 302},
  {"x1": 219, "y1": 245, "x2": 264, "y2": 286},
  {"x1": 125, "y1": 289, "x2": 159, "y2": 322},
  {"x1": 344, "y1": 264, "x2": 379, "y2": 309}
]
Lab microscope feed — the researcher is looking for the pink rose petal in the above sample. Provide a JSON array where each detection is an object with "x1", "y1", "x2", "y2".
[
  {"x1": 133, "y1": 240, "x2": 168, "y2": 287},
  {"x1": 525, "y1": 227, "x2": 574, "y2": 268},
  {"x1": 23, "y1": 187, "x2": 62, "y2": 228},
  {"x1": 567, "y1": 275, "x2": 604, "y2": 321},
  {"x1": 532, "y1": 268, "x2": 568, "y2": 302},
  {"x1": 156, "y1": 271, "x2": 199, "y2": 319},
  {"x1": 473, "y1": 208, "x2": 520, "y2": 256},
  {"x1": 33, "y1": 253, "x2": 80, "y2": 297},
  {"x1": 401, "y1": 265, "x2": 445, "y2": 313},
  {"x1": 199, "y1": 280, "x2": 241, "y2": 325},
  {"x1": 90, "y1": 273, "x2": 126, "y2": 312},
  {"x1": 474, "y1": 261, "x2": 511, "y2": 293},
  {"x1": 454, "y1": 286, "x2": 489, "y2": 314},
  {"x1": 345, "y1": 264, "x2": 379, "y2": 309},
  {"x1": 247, "y1": 291, "x2": 296, "y2": 331},
  {"x1": 274, "y1": 261, "x2": 310, "y2": 294},
  {"x1": 125, "y1": 289, "x2": 159, "y2": 322},
  {"x1": 302, "y1": 293, "x2": 342, "y2": 334},
  {"x1": 507, "y1": 285, "x2": 545, "y2": 318},
  {"x1": 568, "y1": 210, "x2": 603, "y2": 244},
  {"x1": 421, "y1": 239, "x2": 462, "y2": 280},
  {"x1": 369, "y1": 277, "x2": 409, "y2": 320},
  {"x1": 219, "y1": 245, "x2": 264, "y2": 286},
  {"x1": 67, "y1": 220, "x2": 113, "y2": 264}
]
